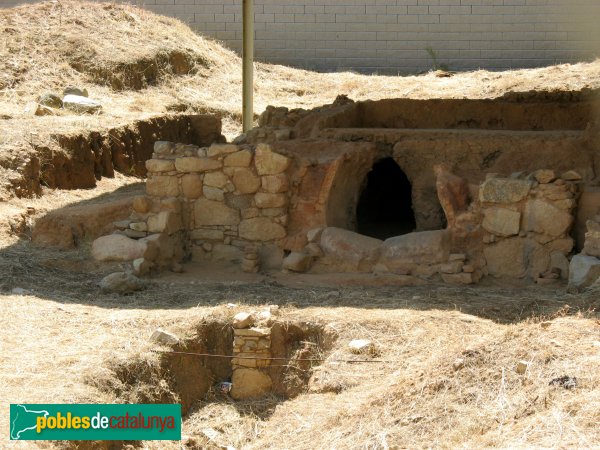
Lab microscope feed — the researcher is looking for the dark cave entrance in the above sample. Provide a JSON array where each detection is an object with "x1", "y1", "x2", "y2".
[{"x1": 356, "y1": 158, "x2": 416, "y2": 240}]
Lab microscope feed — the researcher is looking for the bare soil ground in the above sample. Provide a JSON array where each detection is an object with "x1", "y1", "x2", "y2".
[{"x1": 1, "y1": 1, "x2": 600, "y2": 449}]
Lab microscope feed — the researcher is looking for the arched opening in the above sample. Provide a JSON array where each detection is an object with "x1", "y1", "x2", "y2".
[{"x1": 356, "y1": 158, "x2": 416, "y2": 240}]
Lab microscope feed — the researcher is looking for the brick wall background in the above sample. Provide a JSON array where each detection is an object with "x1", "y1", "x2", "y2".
[{"x1": 3, "y1": 0, "x2": 600, "y2": 73}]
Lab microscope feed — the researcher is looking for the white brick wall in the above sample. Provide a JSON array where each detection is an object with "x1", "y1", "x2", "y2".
[{"x1": 4, "y1": 0, "x2": 600, "y2": 73}]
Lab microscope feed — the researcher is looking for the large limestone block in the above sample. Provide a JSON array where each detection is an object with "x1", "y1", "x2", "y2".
[
  {"x1": 523, "y1": 199, "x2": 573, "y2": 237},
  {"x1": 230, "y1": 368, "x2": 272, "y2": 400},
  {"x1": 255, "y1": 192, "x2": 286, "y2": 208},
  {"x1": 147, "y1": 211, "x2": 182, "y2": 234},
  {"x1": 583, "y1": 230, "x2": 600, "y2": 257},
  {"x1": 261, "y1": 174, "x2": 289, "y2": 193},
  {"x1": 204, "y1": 171, "x2": 228, "y2": 188},
  {"x1": 320, "y1": 227, "x2": 383, "y2": 272},
  {"x1": 92, "y1": 235, "x2": 145, "y2": 261},
  {"x1": 254, "y1": 144, "x2": 290, "y2": 175},
  {"x1": 145, "y1": 159, "x2": 175, "y2": 173},
  {"x1": 479, "y1": 178, "x2": 532, "y2": 203},
  {"x1": 482, "y1": 208, "x2": 521, "y2": 237},
  {"x1": 239, "y1": 217, "x2": 286, "y2": 241},
  {"x1": 568, "y1": 254, "x2": 600, "y2": 290},
  {"x1": 484, "y1": 238, "x2": 527, "y2": 278},
  {"x1": 194, "y1": 198, "x2": 240, "y2": 226},
  {"x1": 380, "y1": 230, "x2": 450, "y2": 270},
  {"x1": 232, "y1": 168, "x2": 261, "y2": 194},
  {"x1": 224, "y1": 150, "x2": 253, "y2": 167},
  {"x1": 181, "y1": 174, "x2": 203, "y2": 198},
  {"x1": 146, "y1": 175, "x2": 178, "y2": 197},
  {"x1": 207, "y1": 143, "x2": 238, "y2": 157},
  {"x1": 175, "y1": 157, "x2": 222, "y2": 172}
]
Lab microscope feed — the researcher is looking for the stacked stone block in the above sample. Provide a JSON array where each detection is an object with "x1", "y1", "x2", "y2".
[
  {"x1": 230, "y1": 313, "x2": 273, "y2": 400},
  {"x1": 232, "y1": 327, "x2": 272, "y2": 369},
  {"x1": 480, "y1": 169, "x2": 580, "y2": 281},
  {"x1": 140, "y1": 141, "x2": 291, "y2": 267}
]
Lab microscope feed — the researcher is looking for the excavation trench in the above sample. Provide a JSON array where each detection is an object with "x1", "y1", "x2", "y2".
[{"x1": 100, "y1": 320, "x2": 335, "y2": 419}]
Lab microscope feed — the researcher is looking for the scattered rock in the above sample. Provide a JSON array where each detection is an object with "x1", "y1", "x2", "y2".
[
  {"x1": 132, "y1": 257, "x2": 152, "y2": 276},
  {"x1": 282, "y1": 252, "x2": 313, "y2": 273},
  {"x1": 62, "y1": 94, "x2": 102, "y2": 113},
  {"x1": 99, "y1": 272, "x2": 144, "y2": 294},
  {"x1": 25, "y1": 102, "x2": 57, "y2": 116},
  {"x1": 549, "y1": 375, "x2": 577, "y2": 389},
  {"x1": 567, "y1": 254, "x2": 600, "y2": 291},
  {"x1": 38, "y1": 92, "x2": 63, "y2": 108},
  {"x1": 91, "y1": 234, "x2": 145, "y2": 261},
  {"x1": 348, "y1": 339, "x2": 377, "y2": 356},
  {"x1": 453, "y1": 358, "x2": 465, "y2": 371},
  {"x1": 63, "y1": 86, "x2": 88, "y2": 97},
  {"x1": 11, "y1": 287, "x2": 31, "y2": 296},
  {"x1": 232, "y1": 312, "x2": 255, "y2": 329},
  {"x1": 449, "y1": 253, "x2": 466, "y2": 262},
  {"x1": 150, "y1": 328, "x2": 180, "y2": 346},
  {"x1": 230, "y1": 368, "x2": 273, "y2": 400},
  {"x1": 516, "y1": 360, "x2": 529, "y2": 375}
]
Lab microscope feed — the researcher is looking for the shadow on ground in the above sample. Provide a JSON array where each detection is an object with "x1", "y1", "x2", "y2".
[{"x1": 0, "y1": 183, "x2": 598, "y2": 325}]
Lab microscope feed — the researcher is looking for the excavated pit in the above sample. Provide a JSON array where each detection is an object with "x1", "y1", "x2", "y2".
[{"x1": 96, "y1": 319, "x2": 336, "y2": 420}]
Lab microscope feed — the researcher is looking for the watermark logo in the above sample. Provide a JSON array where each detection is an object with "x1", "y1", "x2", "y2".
[{"x1": 10, "y1": 404, "x2": 181, "y2": 441}]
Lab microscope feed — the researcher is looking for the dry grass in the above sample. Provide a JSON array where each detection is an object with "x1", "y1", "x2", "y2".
[
  {"x1": 0, "y1": 230, "x2": 598, "y2": 449},
  {"x1": 1, "y1": 0, "x2": 600, "y2": 145},
  {"x1": 1, "y1": 1, "x2": 600, "y2": 449}
]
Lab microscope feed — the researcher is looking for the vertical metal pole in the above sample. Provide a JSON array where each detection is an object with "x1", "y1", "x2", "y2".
[{"x1": 242, "y1": 0, "x2": 254, "y2": 133}]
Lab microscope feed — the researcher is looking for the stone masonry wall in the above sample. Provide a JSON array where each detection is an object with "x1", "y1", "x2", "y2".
[
  {"x1": 479, "y1": 169, "x2": 580, "y2": 282},
  {"x1": 136, "y1": 140, "x2": 292, "y2": 271}
]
